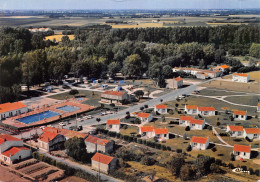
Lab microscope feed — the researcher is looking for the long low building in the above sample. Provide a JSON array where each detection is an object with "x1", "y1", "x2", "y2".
[
  {"x1": 101, "y1": 91, "x2": 129, "y2": 104},
  {"x1": 0, "y1": 102, "x2": 28, "y2": 120}
]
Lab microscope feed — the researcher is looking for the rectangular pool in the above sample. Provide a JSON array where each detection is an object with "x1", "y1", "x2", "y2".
[
  {"x1": 56, "y1": 105, "x2": 80, "y2": 112},
  {"x1": 17, "y1": 111, "x2": 60, "y2": 124}
]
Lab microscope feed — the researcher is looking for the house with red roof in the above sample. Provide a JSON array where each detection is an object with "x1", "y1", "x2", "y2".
[
  {"x1": 226, "y1": 125, "x2": 244, "y2": 137},
  {"x1": 197, "y1": 107, "x2": 215, "y2": 116},
  {"x1": 233, "y1": 144, "x2": 251, "y2": 159},
  {"x1": 106, "y1": 119, "x2": 121, "y2": 133},
  {"x1": 154, "y1": 105, "x2": 167, "y2": 114},
  {"x1": 38, "y1": 131, "x2": 66, "y2": 151},
  {"x1": 101, "y1": 91, "x2": 129, "y2": 104},
  {"x1": 190, "y1": 136, "x2": 209, "y2": 150},
  {"x1": 232, "y1": 73, "x2": 250, "y2": 83},
  {"x1": 137, "y1": 112, "x2": 153, "y2": 123},
  {"x1": 243, "y1": 128, "x2": 260, "y2": 140},
  {"x1": 154, "y1": 128, "x2": 169, "y2": 141},
  {"x1": 257, "y1": 103, "x2": 260, "y2": 112},
  {"x1": 0, "y1": 102, "x2": 28, "y2": 120},
  {"x1": 179, "y1": 116, "x2": 195, "y2": 126},
  {"x1": 166, "y1": 77, "x2": 183, "y2": 89},
  {"x1": 0, "y1": 134, "x2": 23, "y2": 153},
  {"x1": 85, "y1": 135, "x2": 113, "y2": 153},
  {"x1": 233, "y1": 110, "x2": 247, "y2": 120},
  {"x1": 139, "y1": 126, "x2": 154, "y2": 138},
  {"x1": 213, "y1": 65, "x2": 230, "y2": 72},
  {"x1": 196, "y1": 72, "x2": 209, "y2": 79},
  {"x1": 43, "y1": 127, "x2": 87, "y2": 140},
  {"x1": 91, "y1": 152, "x2": 118, "y2": 174},
  {"x1": 184, "y1": 105, "x2": 198, "y2": 115},
  {"x1": 179, "y1": 116, "x2": 205, "y2": 130}
]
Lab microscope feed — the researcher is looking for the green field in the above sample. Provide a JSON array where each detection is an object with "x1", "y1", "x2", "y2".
[{"x1": 224, "y1": 95, "x2": 260, "y2": 106}]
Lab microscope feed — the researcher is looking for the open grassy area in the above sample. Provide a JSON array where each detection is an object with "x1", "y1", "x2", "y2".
[
  {"x1": 249, "y1": 71, "x2": 260, "y2": 83},
  {"x1": 44, "y1": 34, "x2": 75, "y2": 42},
  {"x1": 48, "y1": 90, "x2": 100, "y2": 100},
  {"x1": 224, "y1": 95, "x2": 260, "y2": 106},
  {"x1": 120, "y1": 125, "x2": 139, "y2": 136},
  {"x1": 199, "y1": 88, "x2": 247, "y2": 96}
]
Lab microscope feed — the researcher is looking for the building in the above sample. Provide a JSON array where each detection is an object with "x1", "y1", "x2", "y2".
[
  {"x1": 43, "y1": 127, "x2": 87, "y2": 140},
  {"x1": 85, "y1": 135, "x2": 113, "y2": 153},
  {"x1": 243, "y1": 128, "x2": 260, "y2": 140},
  {"x1": 189, "y1": 119, "x2": 205, "y2": 130},
  {"x1": 196, "y1": 72, "x2": 209, "y2": 79},
  {"x1": 233, "y1": 110, "x2": 247, "y2": 120},
  {"x1": 101, "y1": 91, "x2": 129, "y2": 104},
  {"x1": 106, "y1": 119, "x2": 121, "y2": 133},
  {"x1": 179, "y1": 116, "x2": 194, "y2": 126},
  {"x1": 226, "y1": 125, "x2": 244, "y2": 137},
  {"x1": 154, "y1": 105, "x2": 167, "y2": 114},
  {"x1": 167, "y1": 77, "x2": 183, "y2": 89},
  {"x1": 91, "y1": 153, "x2": 117, "y2": 174},
  {"x1": 190, "y1": 136, "x2": 209, "y2": 150},
  {"x1": 197, "y1": 107, "x2": 215, "y2": 116},
  {"x1": 257, "y1": 62, "x2": 260, "y2": 67},
  {"x1": 213, "y1": 65, "x2": 230, "y2": 72},
  {"x1": 38, "y1": 131, "x2": 66, "y2": 151},
  {"x1": 233, "y1": 144, "x2": 251, "y2": 160},
  {"x1": 137, "y1": 113, "x2": 153, "y2": 123},
  {"x1": 257, "y1": 103, "x2": 260, "y2": 112},
  {"x1": 0, "y1": 102, "x2": 28, "y2": 120},
  {"x1": 0, "y1": 134, "x2": 23, "y2": 153},
  {"x1": 232, "y1": 73, "x2": 250, "y2": 83},
  {"x1": 154, "y1": 128, "x2": 169, "y2": 141},
  {"x1": 139, "y1": 126, "x2": 154, "y2": 138},
  {"x1": 185, "y1": 105, "x2": 198, "y2": 115}
]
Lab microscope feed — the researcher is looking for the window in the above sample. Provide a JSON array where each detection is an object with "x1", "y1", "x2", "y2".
[
  {"x1": 164, "y1": 134, "x2": 167, "y2": 137},
  {"x1": 193, "y1": 143, "x2": 197, "y2": 146},
  {"x1": 191, "y1": 124, "x2": 195, "y2": 126}
]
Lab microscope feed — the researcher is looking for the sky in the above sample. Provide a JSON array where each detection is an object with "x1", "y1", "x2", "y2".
[{"x1": 0, "y1": 0, "x2": 259, "y2": 10}]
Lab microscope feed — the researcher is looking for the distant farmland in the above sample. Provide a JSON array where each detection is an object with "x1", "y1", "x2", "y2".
[{"x1": 44, "y1": 34, "x2": 75, "y2": 42}]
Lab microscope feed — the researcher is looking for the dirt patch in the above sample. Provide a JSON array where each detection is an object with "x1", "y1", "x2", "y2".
[
  {"x1": 252, "y1": 159, "x2": 260, "y2": 165},
  {"x1": 0, "y1": 165, "x2": 30, "y2": 182}
]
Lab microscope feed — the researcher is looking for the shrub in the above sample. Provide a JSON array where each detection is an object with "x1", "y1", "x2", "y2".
[
  {"x1": 255, "y1": 169, "x2": 260, "y2": 176},
  {"x1": 167, "y1": 146, "x2": 172, "y2": 151},
  {"x1": 230, "y1": 153, "x2": 235, "y2": 161},
  {"x1": 215, "y1": 159, "x2": 222, "y2": 166},
  {"x1": 176, "y1": 149, "x2": 182, "y2": 153},
  {"x1": 141, "y1": 156, "x2": 157, "y2": 166},
  {"x1": 186, "y1": 145, "x2": 192, "y2": 152},
  {"x1": 228, "y1": 163, "x2": 234, "y2": 169},
  {"x1": 133, "y1": 137, "x2": 137, "y2": 143},
  {"x1": 185, "y1": 126, "x2": 190, "y2": 131},
  {"x1": 249, "y1": 168, "x2": 254, "y2": 175},
  {"x1": 137, "y1": 139, "x2": 143, "y2": 144},
  {"x1": 180, "y1": 165, "x2": 193, "y2": 181},
  {"x1": 217, "y1": 122, "x2": 221, "y2": 126},
  {"x1": 137, "y1": 134, "x2": 141, "y2": 138},
  {"x1": 116, "y1": 133, "x2": 121, "y2": 138},
  {"x1": 69, "y1": 89, "x2": 79, "y2": 95},
  {"x1": 155, "y1": 143, "x2": 162, "y2": 149},
  {"x1": 211, "y1": 147, "x2": 217, "y2": 152},
  {"x1": 168, "y1": 109, "x2": 174, "y2": 115},
  {"x1": 207, "y1": 125, "x2": 212, "y2": 131},
  {"x1": 123, "y1": 135, "x2": 129, "y2": 141},
  {"x1": 128, "y1": 136, "x2": 133, "y2": 142},
  {"x1": 162, "y1": 145, "x2": 167, "y2": 151},
  {"x1": 241, "y1": 165, "x2": 247, "y2": 171},
  {"x1": 134, "y1": 118, "x2": 141, "y2": 124}
]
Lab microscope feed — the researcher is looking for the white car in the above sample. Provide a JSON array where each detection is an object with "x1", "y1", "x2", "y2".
[{"x1": 87, "y1": 115, "x2": 93, "y2": 119}]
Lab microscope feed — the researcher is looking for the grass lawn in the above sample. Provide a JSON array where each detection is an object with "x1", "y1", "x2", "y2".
[
  {"x1": 199, "y1": 88, "x2": 247, "y2": 96},
  {"x1": 120, "y1": 125, "x2": 139, "y2": 136},
  {"x1": 224, "y1": 95, "x2": 260, "y2": 106},
  {"x1": 249, "y1": 71, "x2": 260, "y2": 83}
]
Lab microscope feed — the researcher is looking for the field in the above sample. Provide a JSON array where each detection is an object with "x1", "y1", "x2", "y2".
[
  {"x1": 59, "y1": 176, "x2": 89, "y2": 182},
  {"x1": 198, "y1": 88, "x2": 247, "y2": 96},
  {"x1": 249, "y1": 71, "x2": 260, "y2": 82},
  {"x1": 206, "y1": 22, "x2": 248, "y2": 26},
  {"x1": 224, "y1": 95, "x2": 260, "y2": 106},
  {"x1": 45, "y1": 34, "x2": 75, "y2": 42}
]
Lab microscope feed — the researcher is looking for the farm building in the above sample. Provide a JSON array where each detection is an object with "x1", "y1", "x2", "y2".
[
  {"x1": 91, "y1": 153, "x2": 117, "y2": 174},
  {"x1": 190, "y1": 136, "x2": 209, "y2": 150},
  {"x1": 154, "y1": 105, "x2": 167, "y2": 114},
  {"x1": 106, "y1": 119, "x2": 121, "y2": 133},
  {"x1": 197, "y1": 107, "x2": 215, "y2": 116},
  {"x1": 233, "y1": 144, "x2": 251, "y2": 160},
  {"x1": 233, "y1": 110, "x2": 247, "y2": 120},
  {"x1": 101, "y1": 91, "x2": 129, "y2": 104},
  {"x1": 139, "y1": 126, "x2": 154, "y2": 138},
  {"x1": 137, "y1": 113, "x2": 153, "y2": 123},
  {"x1": 243, "y1": 128, "x2": 260, "y2": 140},
  {"x1": 0, "y1": 102, "x2": 28, "y2": 120},
  {"x1": 184, "y1": 105, "x2": 198, "y2": 115},
  {"x1": 85, "y1": 135, "x2": 113, "y2": 153},
  {"x1": 226, "y1": 125, "x2": 244, "y2": 137},
  {"x1": 38, "y1": 131, "x2": 66, "y2": 152},
  {"x1": 232, "y1": 73, "x2": 250, "y2": 83}
]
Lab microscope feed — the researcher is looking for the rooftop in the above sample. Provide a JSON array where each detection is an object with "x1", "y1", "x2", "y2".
[
  {"x1": 0, "y1": 102, "x2": 27, "y2": 114},
  {"x1": 140, "y1": 126, "x2": 154, "y2": 132},
  {"x1": 155, "y1": 105, "x2": 167, "y2": 109},
  {"x1": 228, "y1": 125, "x2": 244, "y2": 132},
  {"x1": 244, "y1": 128, "x2": 260, "y2": 134},
  {"x1": 179, "y1": 116, "x2": 194, "y2": 121},
  {"x1": 154, "y1": 128, "x2": 168, "y2": 135},
  {"x1": 102, "y1": 91, "x2": 126, "y2": 96},
  {"x1": 43, "y1": 127, "x2": 87, "y2": 139},
  {"x1": 137, "y1": 113, "x2": 150, "y2": 118},
  {"x1": 107, "y1": 119, "x2": 120, "y2": 125},
  {"x1": 189, "y1": 119, "x2": 204, "y2": 125},
  {"x1": 91, "y1": 152, "x2": 114, "y2": 165},
  {"x1": 38, "y1": 131, "x2": 58, "y2": 143},
  {"x1": 85, "y1": 135, "x2": 110, "y2": 146},
  {"x1": 198, "y1": 107, "x2": 215, "y2": 111},
  {"x1": 233, "y1": 110, "x2": 247, "y2": 116},
  {"x1": 174, "y1": 77, "x2": 183, "y2": 82},
  {"x1": 0, "y1": 134, "x2": 21, "y2": 145},
  {"x1": 233, "y1": 144, "x2": 251, "y2": 153},
  {"x1": 191, "y1": 136, "x2": 208, "y2": 144},
  {"x1": 185, "y1": 105, "x2": 197, "y2": 110},
  {"x1": 2, "y1": 146, "x2": 30, "y2": 157},
  {"x1": 233, "y1": 73, "x2": 248, "y2": 77}
]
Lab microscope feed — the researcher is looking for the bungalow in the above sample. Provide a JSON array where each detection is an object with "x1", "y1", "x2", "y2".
[
  {"x1": 226, "y1": 125, "x2": 244, "y2": 137},
  {"x1": 233, "y1": 144, "x2": 251, "y2": 160},
  {"x1": 106, "y1": 119, "x2": 121, "y2": 133},
  {"x1": 137, "y1": 113, "x2": 153, "y2": 123},
  {"x1": 243, "y1": 128, "x2": 260, "y2": 140},
  {"x1": 154, "y1": 105, "x2": 167, "y2": 114},
  {"x1": 179, "y1": 116, "x2": 194, "y2": 126},
  {"x1": 85, "y1": 135, "x2": 113, "y2": 153},
  {"x1": 0, "y1": 146, "x2": 31, "y2": 165},
  {"x1": 190, "y1": 136, "x2": 209, "y2": 150},
  {"x1": 101, "y1": 91, "x2": 129, "y2": 104},
  {"x1": 189, "y1": 119, "x2": 205, "y2": 130},
  {"x1": 154, "y1": 128, "x2": 169, "y2": 141},
  {"x1": 197, "y1": 107, "x2": 215, "y2": 116},
  {"x1": 38, "y1": 131, "x2": 66, "y2": 152},
  {"x1": 233, "y1": 110, "x2": 247, "y2": 120},
  {"x1": 232, "y1": 73, "x2": 250, "y2": 83},
  {"x1": 257, "y1": 103, "x2": 260, "y2": 112},
  {"x1": 139, "y1": 126, "x2": 154, "y2": 138},
  {"x1": 213, "y1": 65, "x2": 230, "y2": 72},
  {"x1": 0, "y1": 102, "x2": 28, "y2": 120},
  {"x1": 91, "y1": 152, "x2": 117, "y2": 174},
  {"x1": 184, "y1": 105, "x2": 198, "y2": 115}
]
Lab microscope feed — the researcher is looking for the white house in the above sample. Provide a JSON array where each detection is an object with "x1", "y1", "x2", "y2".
[
  {"x1": 101, "y1": 91, "x2": 129, "y2": 104},
  {"x1": 154, "y1": 128, "x2": 169, "y2": 141},
  {"x1": 154, "y1": 105, "x2": 167, "y2": 114},
  {"x1": 0, "y1": 147, "x2": 31, "y2": 165},
  {"x1": 233, "y1": 110, "x2": 247, "y2": 120},
  {"x1": 137, "y1": 113, "x2": 153, "y2": 123},
  {"x1": 91, "y1": 153, "x2": 118, "y2": 174},
  {"x1": 0, "y1": 102, "x2": 28, "y2": 120},
  {"x1": 213, "y1": 65, "x2": 230, "y2": 72},
  {"x1": 190, "y1": 136, "x2": 209, "y2": 150},
  {"x1": 226, "y1": 125, "x2": 244, "y2": 137},
  {"x1": 197, "y1": 107, "x2": 215, "y2": 116},
  {"x1": 184, "y1": 105, "x2": 198, "y2": 115},
  {"x1": 257, "y1": 103, "x2": 260, "y2": 112},
  {"x1": 189, "y1": 119, "x2": 205, "y2": 130},
  {"x1": 106, "y1": 119, "x2": 121, "y2": 133},
  {"x1": 196, "y1": 72, "x2": 209, "y2": 79},
  {"x1": 232, "y1": 73, "x2": 250, "y2": 83},
  {"x1": 233, "y1": 144, "x2": 251, "y2": 160},
  {"x1": 85, "y1": 135, "x2": 113, "y2": 153},
  {"x1": 179, "y1": 116, "x2": 194, "y2": 126},
  {"x1": 38, "y1": 131, "x2": 66, "y2": 152},
  {"x1": 243, "y1": 128, "x2": 260, "y2": 140},
  {"x1": 0, "y1": 134, "x2": 23, "y2": 153},
  {"x1": 139, "y1": 126, "x2": 154, "y2": 138}
]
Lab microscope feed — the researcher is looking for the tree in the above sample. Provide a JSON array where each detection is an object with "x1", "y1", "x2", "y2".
[
  {"x1": 161, "y1": 115, "x2": 166, "y2": 122},
  {"x1": 122, "y1": 54, "x2": 144, "y2": 78},
  {"x1": 69, "y1": 89, "x2": 79, "y2": 95},
  {"x1": 162, "y1": 65, "x2": 173, "y2": 78},
  {"x1": 194, "y1": 155, "x2": 212, "y2": 176},
  {"x1": 210, "y1": 163, "x2": 221, "y2": 173},
  {"x1": 249, "y1": 43, "x2": 260, "y2": 58},
  {"x1": 108, "y1": 62, "x2": 120, "y2": 78},
  {"x1": 64, "y1": 137, "x2": 87, "y2": 161},
  {"x1": 168, "y1": 153, "x2": 185, "y2": 176},
  {"x1": 134, "y1": 90, "x2": 144, "y2": 100},
  {"x1": 180, "y1": 165, "x2": 193, "y2": 181}
]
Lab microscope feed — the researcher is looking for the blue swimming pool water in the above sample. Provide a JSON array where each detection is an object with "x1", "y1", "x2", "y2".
[
  {"x1": 56, "y1": 105, "x2": 80, "y2": 112},
  {"x1": 76, "y1": 98, "x2": 83, "y2": 101},
  {"x1": 18, "y1": 111, "x2": 60, "y2": 124}
]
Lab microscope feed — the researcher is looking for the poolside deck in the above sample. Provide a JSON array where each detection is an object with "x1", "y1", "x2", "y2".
[{"x1": 1, "y1": 101, "x2": 95, "y2": 129}]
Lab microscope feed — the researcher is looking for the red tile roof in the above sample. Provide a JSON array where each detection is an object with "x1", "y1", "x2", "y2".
[
  {"x1": 85, "y1": 135, "x2": 110, "y2": 146},
  {"x1": 2, "y1": 146, "x2": 30, "y2": 157},
  {"x1": 0, "y1": 134, "x2": 21, "y2": 145},
  {"x1": 140, "y1": 126, "x2": 154, "y2": 132},
  {"x1": 102, "y1": 91, "x2": 126, "y2": 96},
  {"x1": 233, "y1": 73, "x2": 248, "y2": 77},
  {"x1": 137, "y1": 113, "x2": 150, "y2": 118},
  {"x1": 38, "y1": 131, "x2": 58, "y2": 143},
  {"x1": 233, "y1": 144, "x2": 251, "y2": 153},
  {"x1": 198, "y1": 107, "x2": 215, "y2": 111},
  {"x1": 91, "y1": 152, "x2": 114, "y2": 165},
  {"x1": 174, "y1": 77, "x2": 183, "y2": 82},
  {"x1": 190, "y1": 119, "x2": 204, "y2": 125},
  {"x1": 258, "y1": 103, "x2": 260, "y2": 107},
  {"x1": 191, "y1": 136, "x2": 208, "y2": 144},
  {"x1": 0, "y1": 102, "x2": 27, "y2": 114},
  {"x1": 155, "y1": 105, "x2": 167, "y2": 109},
  {"x1": 233, "y1": 110, "x2": 247, "y2": 116},
  {"x1": 186, "y1": 105, "x2": 197, "y2": 110},
  {"x1": 154, "y1": 128, "x2": 168, "y2": 135},
  {"x1": 244, "y1": 128, "x2": 260, "y2": 134},
  {"x1": 107, "y1": 119, "x2": 120, "y2": 125},
  {"x1": 228, "y1": 125, "x2": 244, "y2": 131},
  {"x1": 179, "y1": 116, "x2": 194, "y2": 121},
  {"x1": 43, "y1": 127, "x2": 87, "y2": 139},
  {"x1": 220, "y1": 65, "x2": 229, "y2": 69}
]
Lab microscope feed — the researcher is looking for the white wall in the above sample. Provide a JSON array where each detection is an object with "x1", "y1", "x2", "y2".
[
  {"x1": 233, "y1": 151, "x2": 250, "y2": 159},
  {"x1": 0, "y1": 107, "x2": 28, "y2": 120},
  {"x1": 0, "y1": 140, "x2": 23, "y2": 153}
]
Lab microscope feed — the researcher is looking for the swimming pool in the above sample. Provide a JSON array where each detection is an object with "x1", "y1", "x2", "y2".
[
  {"x1": 76, "y1": 98, "x2": 83, "y2": 101},
  {"x1": 17, "y1": 111, "x2": 60, "y2": 124},
  {"x1": 56, "y1": 105, "x2": 80, "y2": 112}
]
